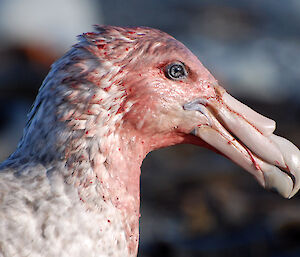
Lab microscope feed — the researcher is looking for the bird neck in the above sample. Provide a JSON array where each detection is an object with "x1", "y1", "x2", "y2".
[
  {"x1": 5, "y1": 78, "x2": 146, "y2": 256},
  {"x1": 65, "y1": 131, "x2": 145, "y2": 256},
  {"x1": 8, "y1": 118, "x2": 145, "y2": 256}
]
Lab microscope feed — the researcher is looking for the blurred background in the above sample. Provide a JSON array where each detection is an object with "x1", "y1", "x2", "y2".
[{"x1": 0, "y1": 0, "x2": 299, "y2": 256}]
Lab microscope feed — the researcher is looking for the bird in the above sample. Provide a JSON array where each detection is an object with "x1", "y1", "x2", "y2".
[{"x1": 0, "y1": 25, "x2": 299, "y2": 257}]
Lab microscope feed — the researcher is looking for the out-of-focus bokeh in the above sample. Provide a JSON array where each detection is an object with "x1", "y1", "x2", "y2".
[{"x1": 0, "y1": 1, "x2": 299, "y2": 256}]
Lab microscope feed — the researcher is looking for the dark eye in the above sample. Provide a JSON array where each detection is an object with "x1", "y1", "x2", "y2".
[{"x1": 166, "y1": 62, "x2": 187, "y2": 80}]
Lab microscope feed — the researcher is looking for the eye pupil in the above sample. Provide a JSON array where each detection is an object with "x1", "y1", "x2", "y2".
[
  {"x1": 171, "y1": 65, "x2": 182, "y2": 77},
  {"x1": 166, "y1": 63, "x2": 187, "y2": 80}
]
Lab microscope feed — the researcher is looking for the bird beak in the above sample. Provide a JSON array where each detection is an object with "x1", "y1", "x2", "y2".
[{"x1": 184, "y1": 84, "x2": 300, "y2": 198}]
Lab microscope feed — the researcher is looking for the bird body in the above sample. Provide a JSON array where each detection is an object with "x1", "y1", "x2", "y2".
[
  {"x1": 0, "y1": 165, "x2": 131, "y2": 257},
  {"x1": 0, "y1": 26, "x2": 299, "y2": 257}
]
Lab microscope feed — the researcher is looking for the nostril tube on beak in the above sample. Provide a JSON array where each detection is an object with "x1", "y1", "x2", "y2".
[{"x1": 183, "y1": 99, "x2": 212, "y2": 126}]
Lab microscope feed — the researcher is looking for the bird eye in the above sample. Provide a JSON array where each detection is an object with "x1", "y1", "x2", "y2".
[{"x1": 166, "y1": 62, "x2": 187, "y2": 80}]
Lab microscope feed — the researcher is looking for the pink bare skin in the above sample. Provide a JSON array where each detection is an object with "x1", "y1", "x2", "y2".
[{"x1": 0, "y1": 26, "x2": 299, "y2": 257}]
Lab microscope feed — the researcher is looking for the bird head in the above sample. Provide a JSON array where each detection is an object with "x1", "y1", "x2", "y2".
[{"x1": 30, "y1": 25, "x2": 299, "y2": 199}]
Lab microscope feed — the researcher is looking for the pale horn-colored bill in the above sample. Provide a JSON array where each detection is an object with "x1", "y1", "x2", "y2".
[{"x1": 184, "y1": 91, "x2": 300, "y2": 198}]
